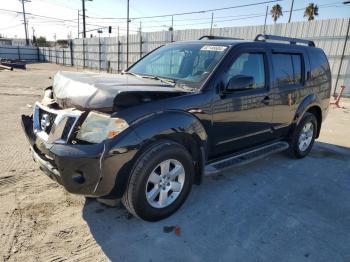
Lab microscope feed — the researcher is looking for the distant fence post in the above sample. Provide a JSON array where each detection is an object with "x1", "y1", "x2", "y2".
[
  {"x1": 55, "y1": 48, "x2": 58, "y2": 64},
  {"x1": 49, "y1": 48, "x2": 51, "y2": 62},
  {"x1": 17, "y1": 45, "x2": 21, "y2": 60},
  {"x1": 117, "y1": 40, "x2": 121, "y2": 73},
  {"x1": 63, "y1": 49, "x2": 65, "y2": 66},
  {"x1": 83, "y1": 39, "x2": 86, "y2": 68},
  {"x1": 37, "y1": 46, "x2": 40, "y2": 61},
  {"x1": 99, "y1": 37, "x2": 101, "y2": 71},
  {"x1": 139, "y1": 34, "x2": 143, "y2": 59},
  {"x1": 70, "y1": 40, "x2": 74, "y2": 66}
]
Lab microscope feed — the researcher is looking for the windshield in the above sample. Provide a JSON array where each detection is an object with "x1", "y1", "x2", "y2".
[{"x1": 128, "y1": 43, "x2": 229, "y2": 88}]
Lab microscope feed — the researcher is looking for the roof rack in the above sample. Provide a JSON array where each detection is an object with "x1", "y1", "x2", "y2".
[
  {"x1": 198, "y1": 35, "x2": 242, "y2": 40},
  {"x1": 254, "y1": 34, "x2": 315, "y2": 47}
]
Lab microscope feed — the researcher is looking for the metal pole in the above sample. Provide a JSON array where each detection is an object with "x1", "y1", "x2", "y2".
[
  {"x1": 17, "y1": 45, "x2": 21, "y2": 60},
  {"x1": 171, "y1": 15, "x2": 174, "y2": 42},
  {"x1": 21, "y1": 0, "x2": 29, "y2": 46},
  {"x1": 288, "y1": 0, "x2": 294, "y2": 23},
  {"x1": 70, "y1": 40, "x2": 74, "y2": 66},
  {"x1": 99, "y1": 36, "x2": 101, "y2": 71},
  {"x1": 82, "y1": 0, "x2": 86, "y2": 38},
  {"x1": 139, "y1": 21, "x2": 142, "y2": 59},
  {"x1": 78, "y1": 10, "x2": 80, "y2": 38},
  {"x1": 126, "y1": 0, "x2": 130, "y2": 68},
  {"x1": 210, "y1": 12, "x2": 214, "y2": 36},
  {"x1": 263, "y1": 6, "x2": 268, "y2": 34},
  {"x1": 117, "y1": 26, "x2": 120, "y2": 72},
  {"x1": 334, "y1": 18, "x2": 350, "y2": 96}
]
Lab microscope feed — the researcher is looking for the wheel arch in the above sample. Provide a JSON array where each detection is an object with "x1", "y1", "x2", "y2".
[
  {"x1": 131, "y1": 110, "x2": 208, "y2": 184},
  {"x1": 106, "y1": 110, "x2": 208, "y2": 198},
  {"x1": 292, "y1": 94, "x2": 323, "y2": 138}
]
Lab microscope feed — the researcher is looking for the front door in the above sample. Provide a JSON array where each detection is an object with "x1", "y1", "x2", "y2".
[{"x1": 211, "y1": 46, "x2": 274, "y2": 157}]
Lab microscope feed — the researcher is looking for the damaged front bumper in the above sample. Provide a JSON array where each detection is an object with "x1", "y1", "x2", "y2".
[{"x1": 21, "y1": 103, "x2": 140, "y2": 198}]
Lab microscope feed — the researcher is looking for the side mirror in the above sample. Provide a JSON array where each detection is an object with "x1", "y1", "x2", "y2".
[{"x1": 226, "y1": 75, "x2": 255, "y2": 92}]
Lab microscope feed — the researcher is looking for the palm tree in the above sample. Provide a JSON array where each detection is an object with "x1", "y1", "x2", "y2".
[
  {"x1": 271, "y1": 4, "x2": 283, "y2": 23},
  {"x1": 304, "y1": 3, "x2": 319, "y2": 21}
]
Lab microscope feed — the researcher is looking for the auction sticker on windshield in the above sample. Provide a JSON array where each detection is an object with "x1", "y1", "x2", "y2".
[{"x1": 200, "y1": 45, "x2": 227, "y2": 52}]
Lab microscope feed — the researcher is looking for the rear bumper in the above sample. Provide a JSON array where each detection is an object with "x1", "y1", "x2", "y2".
[{"x1": 21, "y1": 114, "x2": 140, "y2": 197}]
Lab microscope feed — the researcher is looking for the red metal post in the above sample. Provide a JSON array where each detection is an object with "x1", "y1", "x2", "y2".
[{"x1": 330, "y1": 85, "x2": 346, "y2": 108}]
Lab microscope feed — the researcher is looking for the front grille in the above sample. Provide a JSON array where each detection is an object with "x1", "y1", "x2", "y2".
[{"x1": 33, "y1": 102, "x2": 82, "y2": 144}]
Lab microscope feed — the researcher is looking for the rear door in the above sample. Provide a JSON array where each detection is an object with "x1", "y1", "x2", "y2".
[
  {"x1": 270, "y1": 48, "x2": 308, "y2": 137},
  {"x1": 210, "y1": 45, "x2": 274, "y2": 157}
]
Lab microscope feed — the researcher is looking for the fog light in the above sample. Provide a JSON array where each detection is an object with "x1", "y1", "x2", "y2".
[{"x1": 72, "y1": 172, "x2": 85, "y2": 184}]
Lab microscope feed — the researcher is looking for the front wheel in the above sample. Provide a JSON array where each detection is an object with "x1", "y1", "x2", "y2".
[
  {"x1": 122, "y1": 140, "x2": 194, "y2": 221},
  {"x1": 289, "y1": 112, "x2": 317, "y2": 159}
]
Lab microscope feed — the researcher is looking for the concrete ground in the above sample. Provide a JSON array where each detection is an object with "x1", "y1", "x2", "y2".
[{"x1": 0, "y1": 63, "x2": 349, "y2": 262}]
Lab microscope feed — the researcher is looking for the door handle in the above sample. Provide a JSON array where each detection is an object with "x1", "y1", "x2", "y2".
[{"x1": 261, "y1": 96, "x2": 270, "y2": 105}]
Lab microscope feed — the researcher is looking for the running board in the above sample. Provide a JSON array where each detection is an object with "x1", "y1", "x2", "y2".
[{"x1": 204, "y1": 142, "x2": 289, "y2": 176}]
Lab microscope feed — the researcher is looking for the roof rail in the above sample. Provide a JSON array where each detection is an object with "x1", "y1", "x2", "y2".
[
  {"x1": 198, "y1": 35, "x2": 242, "y2": 40},
  {"x1": 254, "y1": 34, "x2": 315, "y2": 47}
]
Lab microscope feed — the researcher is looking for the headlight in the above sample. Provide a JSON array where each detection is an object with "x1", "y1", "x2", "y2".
[{"x1": 76, "y1": 111, "x2": 129, "y2": 143}]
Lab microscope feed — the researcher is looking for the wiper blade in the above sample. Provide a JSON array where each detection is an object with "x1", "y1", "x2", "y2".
[
  {"x1": 141, "y1": 75, "x2": 176, "y2": 86},
  {"x1": 122, "y1": 71, "x2": 142, "y2": 78}
]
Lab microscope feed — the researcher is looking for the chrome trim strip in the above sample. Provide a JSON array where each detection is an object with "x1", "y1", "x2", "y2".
[{"x1": 216, "y1": 128, "x2": 271, "y2": 146}]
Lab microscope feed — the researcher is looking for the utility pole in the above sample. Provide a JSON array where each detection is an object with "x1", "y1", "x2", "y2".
[
  {"x1": 78, "y1": 10, "x2": 80, "y2": 38},
  {"x1": 263, "y1": 5, "x2": 268, "y2": 34},
  {"x1": 334, "y1": 2, "x2": 350, "y2": 95},
  {"x1": 20, "y1": 0, "x2": 29, "y2": 45},
  {"x1": 210, "y1": 12, "x2": 214, "y2": 36},
  {"x1": 31, "y1": 27, "x2": 35, "y2": 40},
  {"x1": 139, "y1": 21, "x2": 142, "y2": 58},
  {"x1": 82, "y1": 0, "x2": 86, "y2": 38},
  {"x1": 288, "y1": 0, "x2": 294, "y2": 23},
  {"x1": 171, "y1": 15, "x2": 174, "y2": 42},
  {"x1": 126, "y1": 0, "x2": 130, "y2": 68}
]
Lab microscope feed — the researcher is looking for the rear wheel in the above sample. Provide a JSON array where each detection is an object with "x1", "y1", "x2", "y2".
[
  {"x1": 289, "y1": 112, "x2": 317, "y2": 158},
  {"x1": 122, "y1": 140, "x2": 194, "y2": 221}
]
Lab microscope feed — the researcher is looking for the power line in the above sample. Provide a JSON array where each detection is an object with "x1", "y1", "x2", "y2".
[
  {"x1": 83, "y1": 0, "x2": 282, "y2": 20},
  {"x1": 133, "y1": 0, "x2": 283, "y2": 19},
  {"x1": 136, "y1": 3, "x2": 343, "y2": 29}
]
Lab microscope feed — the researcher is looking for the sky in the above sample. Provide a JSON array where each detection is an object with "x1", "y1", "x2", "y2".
[{"x1": 0, "y1": 0, "x2": 349, "y2": 41}]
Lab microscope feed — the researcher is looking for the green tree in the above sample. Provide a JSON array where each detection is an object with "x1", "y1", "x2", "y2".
[
  {"x1": 271, "y1": 4, "x2": 283, "y2": 23},
  {"x1": 304, "y1": 3, "x2": 319, "y2": 21},
  {"x1": 35, "y1": 36, "x2": 48, "y2": 47}
]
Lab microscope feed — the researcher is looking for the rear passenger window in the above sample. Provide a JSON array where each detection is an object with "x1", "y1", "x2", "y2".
[{"x1": 272, "y1": 53, "x2": 303, "y2": 86}]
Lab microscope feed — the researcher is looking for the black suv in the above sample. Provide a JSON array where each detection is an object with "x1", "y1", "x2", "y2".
[{"x1": 21, "y1": 34, "x2": 331, "y2": 221}]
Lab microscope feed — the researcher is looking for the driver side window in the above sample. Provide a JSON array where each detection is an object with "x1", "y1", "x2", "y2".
[{"x1": 226, "y1": 53, "x2": 266, "y2": 89}]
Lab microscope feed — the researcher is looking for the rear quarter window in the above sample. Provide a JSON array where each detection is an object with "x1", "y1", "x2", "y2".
[{"x1": 308, "y1": 48, "x2": 330, "y2": 82}]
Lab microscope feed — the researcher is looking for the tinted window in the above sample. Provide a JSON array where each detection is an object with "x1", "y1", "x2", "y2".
[
  {"x1": 129, "y1": 43, "x2": 228, "y2": 86},
  {"x1": 273, "y1": 53, "x2": 303, "y2": 86},
  {"x1": 309, "y1": 49, "x2": 330, "y2": 82},
  {"x1": 292, "y1": 55, "x2": 302, "y2": 83},
  {"x1": 226, "y1": 53, "x2": 266, "y2": 89}
]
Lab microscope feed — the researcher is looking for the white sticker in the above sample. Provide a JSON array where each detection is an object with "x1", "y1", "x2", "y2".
[{"x1": 200, "y1": 45, "x2": 227, "y2": 52}]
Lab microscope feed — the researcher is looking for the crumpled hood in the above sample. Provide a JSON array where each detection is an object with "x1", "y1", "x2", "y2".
[{"x1": 53, "y1": 71, "x2": 188, "y2": 111}]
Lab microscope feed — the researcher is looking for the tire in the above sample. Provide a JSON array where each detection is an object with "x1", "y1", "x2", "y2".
[
  {"x1": 122, "y1": 140, "x2": 194, "y2": 221},
  {"x1": 289, "y1": 112, "x2": 317, "y2": 159}
]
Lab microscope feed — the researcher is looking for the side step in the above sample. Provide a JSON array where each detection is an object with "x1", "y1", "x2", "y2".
[{"x1": 204, "y1": 142, "x2": 289, "y2": 176}]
